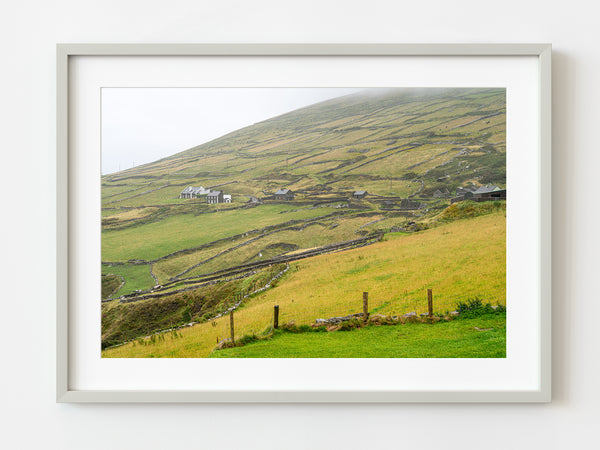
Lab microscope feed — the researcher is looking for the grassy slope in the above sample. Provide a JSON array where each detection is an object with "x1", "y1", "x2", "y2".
[
  {"x1": 211, "y1": 315, "x2": 506, "y2": 358},
  {"x1": 103, "y1": 211, "x2": 505, "y2": 358},
  {"x1": 101, "y1": 274, "x2": 122, "y2": 300},
  {"x1": 102, "y1": 265, "x2": 286, "y2": 348},
  {"x1": 102, "y1": 204, "x2": 330, "y2": 261},
  {"x1": 101, "y1": 88, "x2": 506, "y2": 290}
]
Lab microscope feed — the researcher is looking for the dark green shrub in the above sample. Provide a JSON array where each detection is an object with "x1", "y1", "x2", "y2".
[
  {"x1": 338, "y1": 318, "x2": 362, "y2": 331},
  {"x1": 455, "y1": 297, "x2": 505, "y2": 318}
]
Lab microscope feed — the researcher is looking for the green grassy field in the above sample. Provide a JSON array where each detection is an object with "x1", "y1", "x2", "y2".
[
  {"x1": 211, "y1": 315, "x2": 506, "y2": 358},
  {"x1": 102, "y1": 210, "x2": 505, "y2": 357},
  {"x1": 101, "y1": 263, "x2": 156, "y2": 298},
  {"x1": 102, "y1": 204, "x2": 333, "y2": 262}
]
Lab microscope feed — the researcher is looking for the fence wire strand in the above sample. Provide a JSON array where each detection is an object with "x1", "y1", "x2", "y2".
[
  {"x1": 119, "y1": 287, "x2": 505, "y2": 350},
  {"x1": 222, "y1": 288, "x2": 506, "y2": 342}
]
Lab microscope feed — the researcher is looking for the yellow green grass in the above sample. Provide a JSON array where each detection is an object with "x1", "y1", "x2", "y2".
[
  {"x1": 182, "y1": 214, "x2": 382, "y2": 278},
  {"x1": 102, "y1": 204, "x2": 336, "y2": 261},
  {"x1": 346, "y1": 145, "x2": 456, "y2": 175},
  {"x1": 103, "y1": 211, "x2": 505, "y2": 358}
]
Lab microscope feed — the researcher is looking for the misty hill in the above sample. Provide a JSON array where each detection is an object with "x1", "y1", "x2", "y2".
[
  {"x1": 103, "y1": 88, "x2": 505, "y2": 201},
  {"x1": 101, "y1": 88, "x2": 506, "y2": 301}
]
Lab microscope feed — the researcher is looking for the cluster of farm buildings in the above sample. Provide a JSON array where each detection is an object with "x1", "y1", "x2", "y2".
[
  {"x1": 180, "y1": 185, "x2": 505, "y2": 205},
  {"x1": 449, "y1": 184, "x2": 506, "y2": 203},
  {"x1": 180, "y1": 186, "x2": 370, "y2": 204},
  {"x1": 179, "y1": 186, "x2": 232, "y2": 203}
]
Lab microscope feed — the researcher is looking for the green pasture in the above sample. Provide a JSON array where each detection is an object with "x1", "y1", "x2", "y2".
[
  {"x1": 103, "y1": 211, "x2": 506, "y2": 358},
  {"x1": 211, "y1": 315, "x2": 506, "y2": 358},
  {"x1": 100, "y1": 263, "x2": 156, "y2": 297},
  {"x1": 182, "y1": 213, "x2": 382, "y2": 278},
  {"x1": 102, "y1": 204, "x2": 345, "y2": 261},
  {"x1": 151, "y1": 235, "x2": 257, "y2": 283}
]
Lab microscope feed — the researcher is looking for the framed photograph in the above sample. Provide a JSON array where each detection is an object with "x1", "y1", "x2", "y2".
[{"x1": 57, "y1": 43, "x2": 551, "y2": 402}]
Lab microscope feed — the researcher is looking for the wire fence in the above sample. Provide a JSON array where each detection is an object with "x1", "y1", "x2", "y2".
[{"x1": 215, "y1": 288, "x2": 506, "y2": 345}]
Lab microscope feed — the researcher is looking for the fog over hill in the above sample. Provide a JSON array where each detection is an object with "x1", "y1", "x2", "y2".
[{"x1": 103, "y1": 87, "x2": 506, "y2": 198}]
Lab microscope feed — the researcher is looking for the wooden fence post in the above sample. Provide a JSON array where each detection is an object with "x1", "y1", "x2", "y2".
[
  {"x1": 274, "y1": 305, "x2": 279, "y2": 329},
  {"x1": 363, "y1": 292, "x2": 369, "y2": 323},
  {"x1": 427, "y1": 289, "x2": 433, "y2": 317},
  {"x1": 230, "y1": 310, "x2": 235, "y2": 344}
]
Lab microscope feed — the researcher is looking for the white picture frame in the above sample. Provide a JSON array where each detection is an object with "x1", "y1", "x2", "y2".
[{"x1": 57, "y1": 43, "x2": 551, "y2": 403}]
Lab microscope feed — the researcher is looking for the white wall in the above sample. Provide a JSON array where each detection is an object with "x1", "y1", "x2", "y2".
[{"x1": 1, "y1": 1, "x2": 598, "y2": 448}]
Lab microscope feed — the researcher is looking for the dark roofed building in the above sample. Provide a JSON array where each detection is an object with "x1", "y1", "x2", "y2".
[
  {"x1": 473, "y1": 184, "x2": 501, "y2": 195},
  {"x1": 452, "y1": 184, "x2": 506, "y2": 203},
  {"x1": 207, "y1": 191, "x2": 223, "y2": 204},
  {"x1": 472, "y1": 186, "x2": 506, "y2": 202},
  {"x1": 274, "y1": 188, "x2": 294, "y2": 201},
  {"x1": 353, "y1": 190, "x2": 367, "y2": 199}
]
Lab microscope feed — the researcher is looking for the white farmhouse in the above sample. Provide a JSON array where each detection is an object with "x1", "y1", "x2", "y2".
[{"x1": 180, "y1": 186, "x2": 211, "y2": 199}]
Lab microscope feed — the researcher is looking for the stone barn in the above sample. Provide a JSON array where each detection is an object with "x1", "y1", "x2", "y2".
[
  {"x1": 353, "y1": 190, "x2": 367, "y2": 199},
  {"x1": 274, "y1": 188, "x2": 294, "y2": 201},
  {"x1": 472, "y1": 185, "x2": 506, "y2": 202},
  {"x1": 451, "y1": 185, "x2": 506, "y2": 203}
]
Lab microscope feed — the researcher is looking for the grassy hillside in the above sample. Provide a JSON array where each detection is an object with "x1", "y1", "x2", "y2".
[
  {"x1": 102, "y1": 265, "x2": 285, "y2": 349},
  {"x1": 102, "y1": 210, "x2": 505, "y2": 358},
  {"x1": 101, "y1": 88, "x2": 506, "y2": 298}
]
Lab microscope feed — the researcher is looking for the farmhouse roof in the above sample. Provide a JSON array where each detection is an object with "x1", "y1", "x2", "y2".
[
  {"x1": 275, "y1": 188, "x2": 291, "y2": 195},
  {"x1": 207, "y1": 190, "x2": 221, "y2": 197},
  {"x1": 474, "y1": 185, "x2": 501, "y2": 194},
  {"x1": 181, "y1": 186, "x2": 207, "y2": 195}
]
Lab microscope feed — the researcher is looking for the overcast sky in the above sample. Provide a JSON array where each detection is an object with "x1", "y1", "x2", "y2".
[{"x1": 101, "y1": 87, "x2": 364, "y2": 175}]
